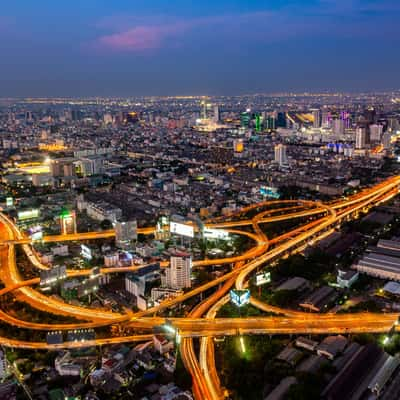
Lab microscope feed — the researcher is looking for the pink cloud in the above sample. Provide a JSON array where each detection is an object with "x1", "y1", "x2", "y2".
[
  {"x1": 92, "y1": 12, "x2": 274, "y2": 53},
  {"x1": 96, "y1": 22, "x2": 189, "y2": 52}
]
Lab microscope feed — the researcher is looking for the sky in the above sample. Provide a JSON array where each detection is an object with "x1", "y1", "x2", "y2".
[{"x1": 0, "y1": 0, "x2": 399, "y2": 97}]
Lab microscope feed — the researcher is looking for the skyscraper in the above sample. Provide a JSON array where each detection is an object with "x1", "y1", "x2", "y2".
[{"x1": 274, "y1": 144, "x2": 288, "y2": 166}]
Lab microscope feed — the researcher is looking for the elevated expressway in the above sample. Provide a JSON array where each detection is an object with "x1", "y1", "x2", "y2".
[{"x1": 0, "y1": 177, "x2": 399, "y2": 399}]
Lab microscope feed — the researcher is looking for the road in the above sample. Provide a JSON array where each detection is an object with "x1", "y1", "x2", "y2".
[{"x1": 0, "y1": 176, "x2": 399, "y2": 400}]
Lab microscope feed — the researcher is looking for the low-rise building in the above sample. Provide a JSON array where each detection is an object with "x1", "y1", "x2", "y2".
[
  {"x1": 317, "y1": 335, "x2": 348, "y2": 360},
  {"x1": 299, "y1": 286, "x2": 337, "y2": 312}
]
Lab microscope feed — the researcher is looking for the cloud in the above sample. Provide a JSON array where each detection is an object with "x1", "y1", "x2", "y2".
[
  {"x1": 91, "y1": 2, "x2": 400, "y2": 54},
  {"x1": 92, "y1": 12, "x2": 274, "y2": 53},
  {"x1": 97, "y1": 23, "x2": 188, "y2": 52}
]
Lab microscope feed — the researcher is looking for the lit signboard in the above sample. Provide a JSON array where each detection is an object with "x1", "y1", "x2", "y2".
[
  {"x1": 169, "y1": 221, "x2": 194, "y2": 238},
  {"x1": 230, "y1": 289, "x2": 250, "y2": 307},
  {"x1": 18, "y1": 209, "x2": 40, "y2": 221},
  {"x1": 6, "y1": 197, "x2": 13, "y2": 207},
  {"x1": 255, "y1": 272, "x2": 271, "y2": 286},
  {"x1": 203, "y1": 228, "x2": 229, "y2": 240},
  {"x1": 81, "y1": 244, "x2": 93, "y2": 260},
  {"x1": 260, "y1": 186, "x2": 280, "y2": 199}
]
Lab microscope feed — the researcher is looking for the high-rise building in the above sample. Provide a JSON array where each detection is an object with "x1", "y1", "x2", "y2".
[
  {"x1": 164, "y1": 252, "x2": 192, "y2": 289},
  {"x1": 240, "y1": 111, "x2": 251, "y2": 128},
  {"x1": 382, "y1": 132, "x2": 392, "y2": 150},
  {"x1": 274, "y1": 144, "x2": 288, "y2": 166},
  {"x1": 355, "y1": 127, "x2": 367, "y2": 149},
  {"x1": 369, "y1": 124, "x2": 383, "y2": 142},
  {"x1": 264, "y1": 117, "x2": 276, "y2": 131},
  {"x1": 332, "y1": 119, "x2": 345, "y2": 136},
  {"x1": 115, "y1": 220, "x2": 138, "y2": 250},
  {"x1": 255, "y1": 114, "x2": 262, "y2": 132},
  {"x1": 321, "y1": 111, "x2": 332, "y2": 128},
  {"x1": 312, "y1": 109, "x2": 321, "y2": 128},
  {"x1": 200, "y1": 100, "x2": 212, "y2": 120},
  {"x1": 276, "y1": 112, "x2": 287, "y2": 128},
  {"x1": 213, "y1": 105, "x2": 220, "y2": 123}
]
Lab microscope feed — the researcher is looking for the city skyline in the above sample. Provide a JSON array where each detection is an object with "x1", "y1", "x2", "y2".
[{"x1": 0, "y1": 0, "x2": 399, "y2": 97}]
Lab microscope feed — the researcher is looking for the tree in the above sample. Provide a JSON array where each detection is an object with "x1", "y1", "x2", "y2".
[{"x1": 100, "y1": 219, "x2": 113, "y2": 230}]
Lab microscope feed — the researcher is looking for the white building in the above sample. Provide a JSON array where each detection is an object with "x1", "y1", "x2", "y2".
[
  {"x1": 355, "y1": 127, "x2": 367, "y2": 149},
  {"x1": 163, "y1": 252, "x2": 192, "y2": 289},
  {"x1": 274, "y1": 144, "x2": 288, "y2": 167}
]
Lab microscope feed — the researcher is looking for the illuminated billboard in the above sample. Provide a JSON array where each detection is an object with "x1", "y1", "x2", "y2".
[
  {"x1": 6, "y1": 197, "x2": 13, "y2": 207},
  {"x1": 81, "y1": 244, "x2": 93, "y2": 260},
  {"x1": 260, "y1": 186, "x2": 280, "y2": 199},
  {"x1": 255, "y1": 272, "x2": 271, "y2": 286},
  {"x1": 169, "y1": 221, "x2": 194, "y2": 238},
  {"x1": 18, "y1": 209, "x2": 40, "y2": 221},
  {"x1": 230, "y1": 289, "x2": 250, "y2": 307},
  {"x1": 203, "y1": 228, "x2": 229, "y2": 240}
]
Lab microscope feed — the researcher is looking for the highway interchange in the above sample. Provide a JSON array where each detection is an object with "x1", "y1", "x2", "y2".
[{"x1": 1, "y1": 176, "x2": 400, "y2": 399}]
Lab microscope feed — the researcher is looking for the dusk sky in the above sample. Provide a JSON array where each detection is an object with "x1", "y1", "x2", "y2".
[{"x1": 0, "y1": 0, "x2": 399, "y2": 97}]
